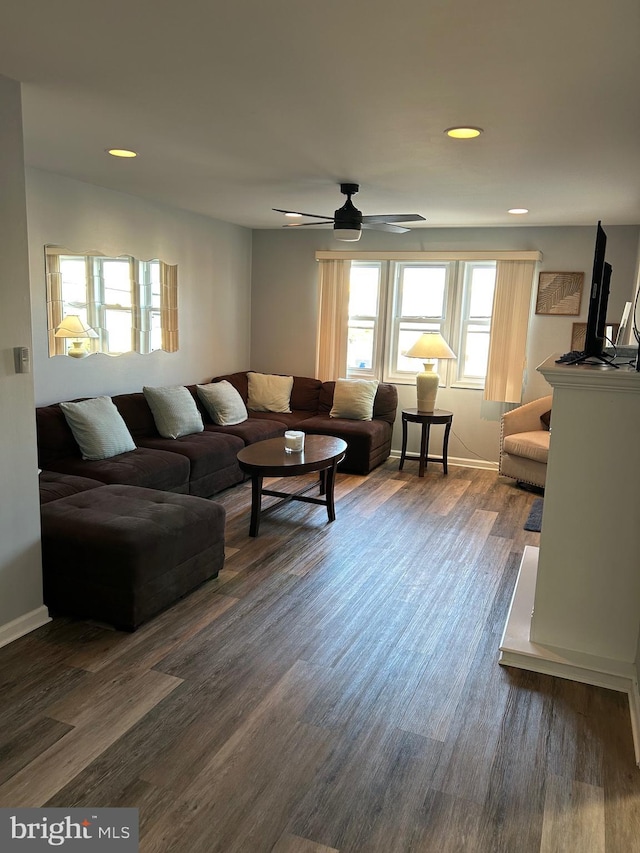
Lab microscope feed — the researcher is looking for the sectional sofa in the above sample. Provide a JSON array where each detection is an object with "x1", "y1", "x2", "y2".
[
  {"x1": 36, "y1": 372, "x2": 398, "y2": 629},
  {"x1": 36, "y1": 372, "x2": 398, "y2": 495}
]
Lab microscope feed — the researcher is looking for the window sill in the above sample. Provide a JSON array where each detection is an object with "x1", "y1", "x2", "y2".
[{"x1": 450, "y1": 380, "x2": 486, "y2": 391}]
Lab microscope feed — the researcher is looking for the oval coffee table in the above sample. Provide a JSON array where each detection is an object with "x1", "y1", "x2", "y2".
[{"x1": 237, "y1": 435, "x2": 347, "y2": 537}]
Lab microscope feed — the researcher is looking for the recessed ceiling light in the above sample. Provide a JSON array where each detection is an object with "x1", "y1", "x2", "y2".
[
  {"x1": 444, "y1": 127, "x2": 483, "y2": 139},
  {"x1": 107, "y1": 148, "x2": 138, "y2": 158},
  {"x1": 284, "y1": 212, "x2": 301, "y2": 217},
  {"x1": 508, "y1": 208, "x2": 529, "y2": 215}
]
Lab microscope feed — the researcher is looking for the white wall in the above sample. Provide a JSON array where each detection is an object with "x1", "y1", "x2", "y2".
[
  {"x1": 251, "y1": 225, "x2": 640, "y2": 463},
  {"x1": 27, "y1": 169, "x2": 253, "y2": 405},
  {"x1": 0, "y1": 76, "x2": 48, "y2": 644}
]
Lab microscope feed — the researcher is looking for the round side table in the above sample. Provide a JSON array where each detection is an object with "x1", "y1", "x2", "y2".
[{"x1": 399, "y1": 408, "x2": 453, "y2": 477}]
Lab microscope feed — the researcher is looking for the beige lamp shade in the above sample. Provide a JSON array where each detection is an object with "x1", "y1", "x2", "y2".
[
  {"x1": 405, "y1": 332, "x2": 457, "y2": 412},
  {"x1": 55, "y1": 315, "x2": 99, "y2": 358},
  {"x1": 404, "y1": 332, "x2": 457, "y2": 361}
]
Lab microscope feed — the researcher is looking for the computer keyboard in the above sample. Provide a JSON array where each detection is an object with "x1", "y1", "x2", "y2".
[{"x1": 555, "y1": 350, "x2": 584, "y2": 363}]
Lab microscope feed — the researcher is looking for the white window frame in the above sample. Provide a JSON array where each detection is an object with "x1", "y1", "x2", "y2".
[
  {"x1": 58, "y1": 255, "x2": 163, "y2": 355},
  {"x1": 139, "y1": 258, "x2": 162, "y2": 354},
  {"x1": 346, "y1": 261, "x2": 384, "y2": 380},
  {"x1": 95, "y1": 256, "x2": 134, "y2": 355},
  {"x1": 450, "y1": 260, "x2": 497, "y2": 390},
  {"x1": 385, "y1": 261, "x2": 455, "y2": 385},
  {"x1": 345, "y1": 257, "x2": 498, "y2": 390}
]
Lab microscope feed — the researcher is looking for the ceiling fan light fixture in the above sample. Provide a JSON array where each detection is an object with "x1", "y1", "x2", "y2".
[
  {"x1": 284, "y1": 212, "x2": 301, "y2": 217},
  {"x1": 444, "y1": 127, "x2": 483, "y2": 139},
  {"x1": 273, "y1": 183, "x2": 422, "y2": 238},
  {"x1": 334, "y1": 227, "x2": 362, "y2": 242}
]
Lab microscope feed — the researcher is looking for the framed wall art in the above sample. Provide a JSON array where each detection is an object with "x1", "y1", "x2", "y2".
[
  {"x1": 571, "y1": 322, "x2": 587, "y2": 351},
  {"x1": 536, "y1": 271, "x2": 584, "y2": 316}
]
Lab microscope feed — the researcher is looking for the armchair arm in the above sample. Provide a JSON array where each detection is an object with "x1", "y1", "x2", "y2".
[{"x1": 501, "y1": 395, "x2": 553, "y2": 438}]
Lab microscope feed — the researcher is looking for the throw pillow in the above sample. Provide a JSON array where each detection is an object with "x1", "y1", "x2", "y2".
[
  {"x1": 247, "y1": 372, "x2": 293, "y2": 413},
  {"x1": 540, "y1": 409, "x2": 552, "y2": 430},
  {"x1": 60, "y1": 396, "x2": 136, "y2": 461},
  {"x1": 196, "y1": 381, "x2": 248, "y2": 426},
  {"x1": 143, "y1": 385, "x2": 204, "y2": 439},
  {"x1": 330, "y1": 378, "x2": 379, "y2": 421}
]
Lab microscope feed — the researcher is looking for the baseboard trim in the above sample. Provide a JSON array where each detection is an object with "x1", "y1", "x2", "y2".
[
  {"x1": 0, "y1": 606, "x2": 51, "y2": 650},
  {"x1": 499, "y1": 546, "x2": 640, "y2": 765}
]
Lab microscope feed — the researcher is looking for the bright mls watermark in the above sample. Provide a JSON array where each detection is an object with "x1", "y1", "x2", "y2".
[{"x1": 0, "y1": 809, "x2": 138, "y2": 850}]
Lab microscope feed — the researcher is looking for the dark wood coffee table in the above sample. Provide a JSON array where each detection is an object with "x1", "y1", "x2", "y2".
[{"x1": 237, "y1": 435, "x2": 347, "y2": 536}]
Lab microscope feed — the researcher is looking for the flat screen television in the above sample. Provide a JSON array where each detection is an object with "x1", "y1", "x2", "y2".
[{"x1": 563, "y1": 221, "x2": 616, "y2": 367}]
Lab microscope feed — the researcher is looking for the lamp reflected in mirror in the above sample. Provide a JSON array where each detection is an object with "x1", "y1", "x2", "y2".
[
  {"x1": 45, "y1": 245, "x2": 178, "y2": 357},
  {"x1": 54, "y1": 315, "x2": 99, "y2": 358}
]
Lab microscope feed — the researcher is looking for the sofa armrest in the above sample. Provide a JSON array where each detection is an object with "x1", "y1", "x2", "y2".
[{"x1": 501, "y1": 395, "x2": 553, "y2": 438}]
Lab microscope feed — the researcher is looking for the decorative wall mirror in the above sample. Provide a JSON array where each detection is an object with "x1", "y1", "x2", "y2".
[{"x1": 45, "y1": 246, "x2": 178, "y2": 357}]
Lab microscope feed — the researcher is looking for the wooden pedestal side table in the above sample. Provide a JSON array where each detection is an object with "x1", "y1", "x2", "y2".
[{"x1": 399, "y1": 408, "x2": 453, "y2": 477}]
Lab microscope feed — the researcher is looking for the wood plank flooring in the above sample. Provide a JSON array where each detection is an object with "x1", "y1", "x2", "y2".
[{"x1": 1, "y1": 461, "x2": 639, "y2": 851}]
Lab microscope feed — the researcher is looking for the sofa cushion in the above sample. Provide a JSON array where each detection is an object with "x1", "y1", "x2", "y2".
[
  {"x1": 41, "y1": 447, "x2": 190, "y2": 493},
  {"x1": 503, "y1": 430, "x2": 550, "y2": 465},
  {"x1": 330, "y1": 378, "x2": 379, "y2": 421},
  {"x1": 204, "y1": 418, "x2": 287, "y2": 444},
  {"x1": 143, "y1": 385, "x2": 204, "y2": 439},
  {"x1": 318, "y1": 381, "x2": 397, "y2": 424},
  {"x1": 135, "y1": 432, "x2": 244, "y2": 497},
  {"x1": 59, "y1": 396, "x2": 136, "y2": 460},
  {"x1": 196, "y1": 381, "x2": 248, "y2": 425},
  {"x1": 210, "y1": 373, "x2": 323, "y2": 414},
  {"x1": 247, "y1": 372, "x2": 293, "y2": 413},
  {"x1": 39, "y1": 471, "x2": 105, "y2": 505},
  {"x1": 300, "y1": 415, "x2": 392, "y2": 475}
]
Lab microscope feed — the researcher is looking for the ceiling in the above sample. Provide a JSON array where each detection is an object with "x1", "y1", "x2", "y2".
[{"x1": 1, "y1": 0, "x2": 639, "y2": 231}]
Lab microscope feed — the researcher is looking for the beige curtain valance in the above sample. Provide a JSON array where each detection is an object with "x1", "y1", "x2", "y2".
[{"x1": 316, "y1": 250, "x2": 542, "y2": 262}]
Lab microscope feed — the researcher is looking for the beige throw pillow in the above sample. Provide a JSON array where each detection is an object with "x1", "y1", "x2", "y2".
[
  {"x1": 330, "y1": 378, "x2": 379, "y2": 421},
  {"x1": 247, "y1": 372, "x2": 293, "y2": 413},
  {"x1": 60, "y1": 396, "x2": 136, "y2": 460},
  {"x1": 143, "y1": 385, "x2": 204, "y2": 439},
  {"x1": 196, "y1": 381, "x2": 248, "y2": 426}
]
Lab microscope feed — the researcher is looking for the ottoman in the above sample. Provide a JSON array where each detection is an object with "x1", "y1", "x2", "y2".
[{"x1": 40, "y1": 485, "x2": 226, "y2": 631}]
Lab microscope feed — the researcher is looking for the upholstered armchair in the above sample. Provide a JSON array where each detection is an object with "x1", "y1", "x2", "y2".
[{"x1": 499, "y1": 394, "x2": 552, "y2": 489}]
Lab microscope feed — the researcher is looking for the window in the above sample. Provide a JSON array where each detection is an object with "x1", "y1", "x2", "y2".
[
  {"x1": 346, "y1": 263, "x2": 381, "y2": 376},
  {"x1": 453, "y1": 262, "x2": 496, "y2": 386},
  {"x1": 100, "y1": 257, "x2": 134, "y2": 354},
  {"x1": 58, "y1": 255, "x2": 90, "y2": 328},
  {"x1": 46, "y1": 247, "x2": 177, "y2": 357},
  {"x1": 347, "y1": 259, "x2": 496, "y2": 389}
]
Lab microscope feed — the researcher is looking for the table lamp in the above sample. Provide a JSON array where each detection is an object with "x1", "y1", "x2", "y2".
[
  {"x1": 55, "y1": 315, "x2": 99, "y2": 358},
  {"x1": 405, "y1": 331, "x2": 457, "y2": 412}
]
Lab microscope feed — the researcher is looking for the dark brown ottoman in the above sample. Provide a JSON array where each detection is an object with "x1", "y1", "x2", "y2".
[{"x1": 40, "y1": 485, "x2": 225, "y2": 631}]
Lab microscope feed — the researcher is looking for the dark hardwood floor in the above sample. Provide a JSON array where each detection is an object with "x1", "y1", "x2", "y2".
[{"x1": 1, "y1": 461, "x2": 639, "y2": 852}]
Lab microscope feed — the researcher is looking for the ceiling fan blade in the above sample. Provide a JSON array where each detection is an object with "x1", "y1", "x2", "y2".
[
  {"x1": 362, "y1": 222, "x2": 411, "y2": 234},
  {"x1": 361, "y1": 213, "x2": 426, "y2": 224},
  {"x1": 272, "y1": 208, "x2": 334, "y2": 220},
  {"x1": 283, "y1": 220, "x2": 334, "y2": 227}
]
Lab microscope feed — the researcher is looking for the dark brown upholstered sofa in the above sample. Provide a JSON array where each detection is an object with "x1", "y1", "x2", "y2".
[
  {"x1": 35, "y1": 372, "x2": 397, "y2": 629},
  {"x1": 209, "y1": 372, "x2": 398, "y2": 475},
  {"x1": 36, "y1": 374, "x2": 398, "y2": 492},
  {"x1": 36, "y1": 395, "x2": 245, "y2": 498}
]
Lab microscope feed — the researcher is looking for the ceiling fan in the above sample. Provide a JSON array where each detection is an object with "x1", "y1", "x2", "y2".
[{"x1": 273, "y1": 183, "x2": 426, "y2": 242}]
